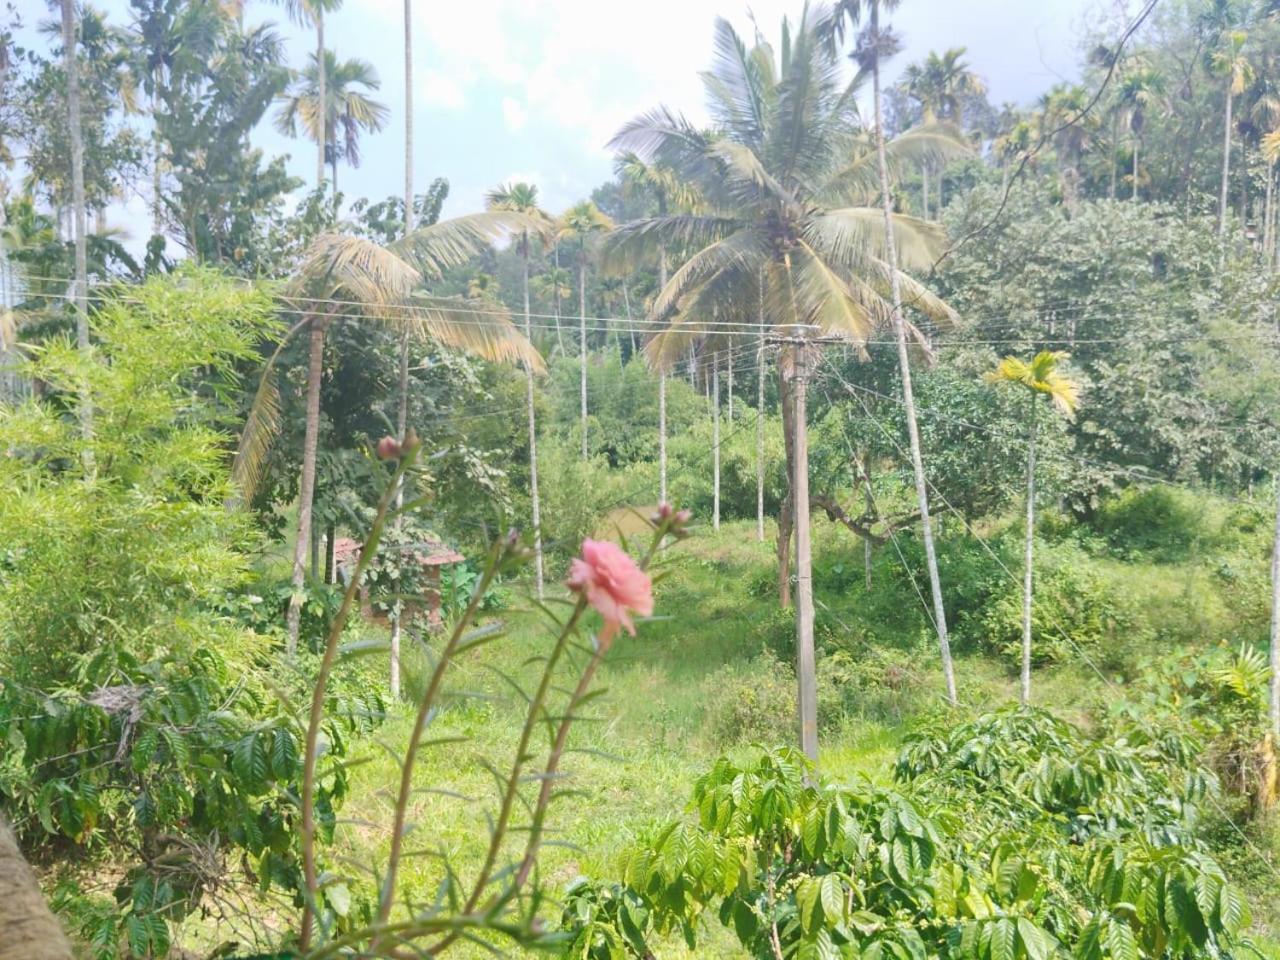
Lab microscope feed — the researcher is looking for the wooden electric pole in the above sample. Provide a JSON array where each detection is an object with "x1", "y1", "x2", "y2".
[{"x1": 776, "y1": 325, "x2": 821, "y2": 764}]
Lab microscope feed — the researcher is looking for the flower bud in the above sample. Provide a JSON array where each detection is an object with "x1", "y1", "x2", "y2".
[{"x1": 377, "y1": 436, "x2": 402, "y2": 460}]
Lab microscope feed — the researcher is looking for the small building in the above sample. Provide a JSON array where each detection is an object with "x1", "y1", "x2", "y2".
[{"x1": 332, "y1": 534, "x2": 465, "y2": 632}]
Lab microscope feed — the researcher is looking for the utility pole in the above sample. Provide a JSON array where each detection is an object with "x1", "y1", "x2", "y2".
[{"x1": 775, "y1": 325, "x2": 821, "y2": 764}]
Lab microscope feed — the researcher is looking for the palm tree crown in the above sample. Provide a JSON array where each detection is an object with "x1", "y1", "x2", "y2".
[
  {"x1": 275, "y1": 49, "x2": 389, "y2": 179},
  {"x1": 986, "y1": 350, "x2": 1080, "y2": 416},
  {"x1": 606, "y1": 7, "x2": 965, "y2": 368}
]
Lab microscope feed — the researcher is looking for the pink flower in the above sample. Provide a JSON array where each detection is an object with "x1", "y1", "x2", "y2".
[{"x1": 567, "y1": 539, "x2": 654, "y2": 646}]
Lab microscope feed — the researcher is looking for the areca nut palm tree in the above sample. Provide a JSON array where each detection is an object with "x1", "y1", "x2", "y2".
[
  {"x1": 607, "y1": 6, "x2": 966, "y2": 752},
  {"x1": 275, "y1": 49, "x2": 389, "y2": 193},
  {"x1": 230, "y1": 214, "x2": 545, "y2": 661},
  {"x1": 838, "y1": 0, "x2": 962, "y2": 705},
  {"x1": 985, "y1": 351, "x2": 1080, "y2": 705},
  {"x1": 1038, "y1": 83, "x2": 1095, "y2": 214},
  {"x1": 557, "y1": 200, "x2": 613, "y2": 459},
  {"x1": 1118, "y1": 65, "x2": 1166, "y2": 201},
  {"x1": 1211, "y1": 30, "x2": 1254, "y2": 237},
  {"x1": 264, "y1": 0, "x2": 344, "y2": 187},
  {"x1": 487, "y1": 182, "x2": 554, "y2": 598},
  {"x1": 902, "y1": 46, "x2": 983, "y2": 217}
]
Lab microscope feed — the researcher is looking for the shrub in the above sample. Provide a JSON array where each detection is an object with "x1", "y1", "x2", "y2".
[
  {"x1": 1089, "y1": 485, "x2": 1208, "y2": 561},
  {"x1": 562, "y1": 712, "x2": 1248, "y2": 960},
  {"x1": 702, "y1": 648, "x2": 796, "y2": 745},
  {"x1": 0, "y1": 272, "x2": 374, "y2": 958},
  {"x1": 972, "y1": 538, "x2": 1143, "y2": 666}
]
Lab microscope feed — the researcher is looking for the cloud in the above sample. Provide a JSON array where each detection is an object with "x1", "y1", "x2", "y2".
[
  {"x1": 502, "y1": 97, "x2": 528, "y2": 133},
  {"x1": 420, "y1": 69, "x2": 467, "y2": 110}
]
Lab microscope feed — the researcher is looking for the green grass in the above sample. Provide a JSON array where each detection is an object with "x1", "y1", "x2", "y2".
[{"x1": 318, "y1": 516, "x2": 1279, "y2": 957}]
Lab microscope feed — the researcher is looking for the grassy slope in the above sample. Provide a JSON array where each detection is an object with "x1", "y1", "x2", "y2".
[{"x1": 326, "y1": 517, "x2": 1279, "y2": 958}]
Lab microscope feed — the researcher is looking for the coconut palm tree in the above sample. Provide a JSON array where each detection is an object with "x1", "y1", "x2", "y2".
[
  {"x1": 1211, "y1": 30, "x2": 1254, "y2": 236},
  {"x1": 231, "y1": 217, "x2": 544, "y2": 658},
  {"x1": 1118, "y1": 65, "x2": 1166, "y2": 201},
  {"x1": 275, "y1": 50, "x2": 389, "y2": 193},
  {"x1": 609, "y1": 7, "x2": 965, "y2": 748},
  {"x1": 985, "y1": 351, "x2": 1080, "y2": 705},
  {"x1": 487, "y1": 182, "x2": 553, "y2": 598},
  {"x1": 557, "y1": 200, "x2": 613, "y2": 459}
]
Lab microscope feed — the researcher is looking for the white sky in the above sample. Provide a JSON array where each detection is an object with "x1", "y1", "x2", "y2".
[{"x1": 26, "y1": 0, "x2": 1131, "y2": 250}]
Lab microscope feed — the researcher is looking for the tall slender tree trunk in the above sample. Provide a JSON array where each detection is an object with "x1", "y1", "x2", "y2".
[
  {"x1": 622, "y1": 281, "x2": 638, "y2": 357},
  {"x1": 1020, "y1": 412, "x2": 1038, "y2": 705},
  {"x1": 61, "y1": 0, "x2": 90, "y2": 446},
  {"x1": 861, "y1": 451, "x2": 874, "y2": 591},
  {"x1": 151, "y1": 92, "x2": 164, "y2": 237},
  {"x1": 553, "y1": 246, "x2": 565, "y2": 356},
  {"x1": 658, "y1": 250, "x2": 668, "y2": 505},
  {"x1": 756, "y1": 273, "x2": 766, "y2": 543},
  {"x1": 1269, "y1": 476, "x2": 1280, "y2": 741},
  {"x1": 523, "y1": 247, "x2": 544, "y2": 598},
  {"x1": 872, "y1": 3, "x2": 957, "y2": 704},
  {"x1": 579, "y1": 257, "x2": 588, "y2": 459},
  {"x1": 1220, "y1": 83, "x2": 1234, "y2": 237},
  {"x1": 287, "y1": 319, "x2": 328, "y2": 655},
  {"x1": 787, "y1": 337, "x2": 819, "y2": 763},
  {"x1": 1109, "y1": 112, "x2": 1119, "y2": 200},
  {"x1": 390, "y1": 0, "x2": 414, "y2": 699},
  {"x1": 713, "y1": 353, "x2": 721, "y2": 531},
  {"x1": 0, "y1": 815, "x2": 73, "y2": 960},
  {"x1": 1263, "y1": 167, "x2": 1275, "y2": 262},
  {"x1": 921, "y1": 161, "x2": 930, "y2": 220},
  {"x1": 316, "y1": 13, "x2": 327, "y2": 189},
  {"x1": 1132, "y1": 139, "x2": 1141, "y2": 201}
]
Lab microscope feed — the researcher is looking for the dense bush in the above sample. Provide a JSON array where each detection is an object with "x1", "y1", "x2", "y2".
[
  {"x1": 0, "y1": 272, "x2": 378, "y2": 958},
  {"x1": 561, "y1": 708, "x2": 1248, "y2": 960},
  {"x1": 1089, "y1": 486, "x2": 1210, "y2": 562},
  {"x1": 971, "y1": 539, "x2": 1143, "y2": 667}
]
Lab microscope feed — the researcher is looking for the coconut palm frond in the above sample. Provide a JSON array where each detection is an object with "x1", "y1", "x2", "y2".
[
  {"x1": 807, "y1": 208, "x2": 946, "y2": 273},
  {"x1": 890, "y1": 266, "x2": 960, "y2": 327},
  {"x1": 708, "y1": 140, "x2": 797, "y2": 208},
  {"x1": 820, "y1": 123, "x2": 971, "y2": 203},
  {"x1": 291, "y1": 232, "x2": 421, "y2": 307},
  {"x1": 702, "y1": 16, "x2": 770, "y2": 148},
  {"x1": 392, "y1": 210, "x2": 538, "y2": 279},
  {"x1": 790, "y1": 241, "x2": 874, "y2": 352},
  {"x1": 602, "y1": 215, "x2": 744, "y2": 274},
  {"x1": 651, "y1": 228, "x2": 768, "y2": 320},
  {"x1": 229, "y1": 329, "x2": 297, "y2": 505},
  {"x1": 412, "y1": 295, "x2": 545, "y2": 373},
  {"x1": 986, "y1": 350, "x2": 1080, "y2": 416}
]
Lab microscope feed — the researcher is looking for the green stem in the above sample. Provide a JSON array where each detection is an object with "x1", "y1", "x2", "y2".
[
  {"x1": 372, "y1": 544, "x2": 510, "y2": 945},
  {"x1": 300, "y1": 446, "x2": 419, "y2": 950}
]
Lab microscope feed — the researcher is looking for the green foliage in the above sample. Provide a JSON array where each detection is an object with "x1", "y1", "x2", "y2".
[
  {"x1": 973, "y1": 539, "x2": 1143, "y2": 667},
  {"x1": 0, "y1": 271, "x2": 375, "y2": 957},
  {"x1": 1089, "y1": 487, "x2": 1215, "y2": 563},
  {"x1": 561, "y1": 709, "x2": 1248, "y2": 960}
]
